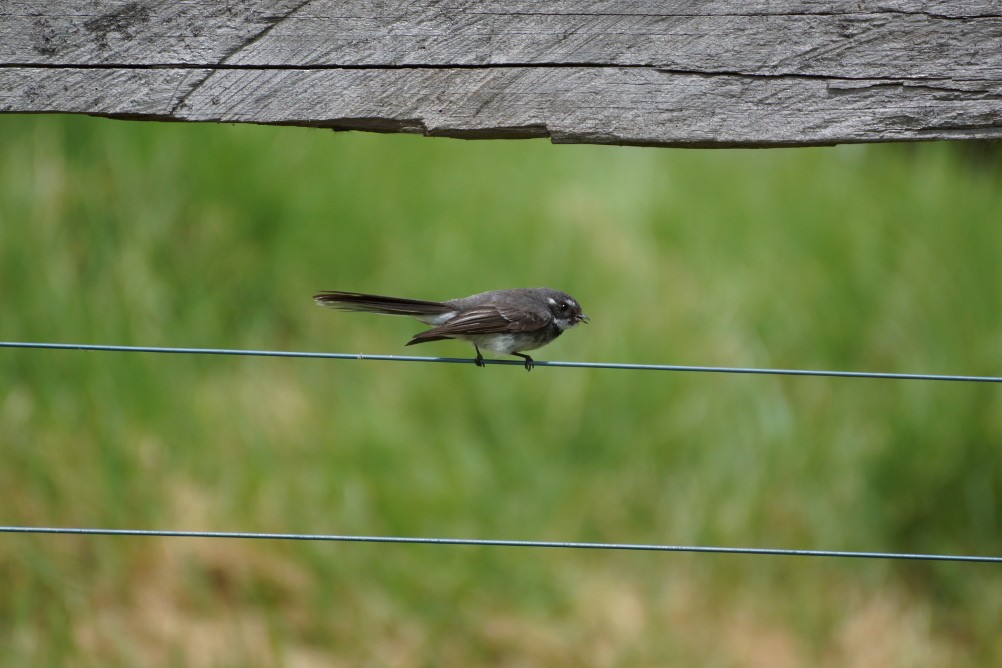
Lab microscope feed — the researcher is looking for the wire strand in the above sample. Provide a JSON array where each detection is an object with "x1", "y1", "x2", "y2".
[
  {"x1": 3, "y1": 342, "x2": 999, "y2": 564},
  {"x1": 2, "y1": 526, "x2": 999, "y2": 563},
  {"x1": 2, "y1": 341, "x2": 1000, "y2": 383}
]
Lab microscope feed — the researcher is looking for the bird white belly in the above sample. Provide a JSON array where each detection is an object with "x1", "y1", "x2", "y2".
[{"x1": 463, "y1": 333, "x2": 544, "y2": 355}]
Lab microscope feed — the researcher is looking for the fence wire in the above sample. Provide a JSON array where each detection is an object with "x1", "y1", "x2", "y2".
[
  {"x1": 3, "y1": 340, "x2": 1000, "y2": 564},
  {"x1": 2, "y1": 526, "x2": 1000, "y2": 563},
  {"x1": 3, "y1": 341, "x2": 1001, "y2": 382}
]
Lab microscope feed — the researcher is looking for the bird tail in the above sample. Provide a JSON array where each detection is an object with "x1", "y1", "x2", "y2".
[{"x1": 313, "y1": 291, "x2": 453, "y2": 318}]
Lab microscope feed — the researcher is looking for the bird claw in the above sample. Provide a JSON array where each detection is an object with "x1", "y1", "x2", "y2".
[{"x1": 474, "y1": 348, "x2": 533, "y2": 371}]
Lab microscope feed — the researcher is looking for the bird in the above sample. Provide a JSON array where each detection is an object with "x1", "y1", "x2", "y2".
[{"x1": 313, "y1": 287, "x2": 589, "y2": 370}]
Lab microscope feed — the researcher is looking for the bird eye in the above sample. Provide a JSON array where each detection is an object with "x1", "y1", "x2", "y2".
[{"x1": 559, "y1": 302, "x2": 569, "y2": 311}]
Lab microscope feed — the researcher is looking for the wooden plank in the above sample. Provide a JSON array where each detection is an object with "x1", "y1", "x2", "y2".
[{"x1": 2, "y1": 1, "x2": 1000, "y2": 146}]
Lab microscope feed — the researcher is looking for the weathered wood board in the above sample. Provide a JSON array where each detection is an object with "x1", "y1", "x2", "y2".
[{"x1": 2, "y1": 1, "x2": 1000, "y2": 146}]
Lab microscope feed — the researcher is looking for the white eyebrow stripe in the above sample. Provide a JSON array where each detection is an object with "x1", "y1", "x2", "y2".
[{"x1": 548, "y1": 297, "x2": 557, "y2": 305}]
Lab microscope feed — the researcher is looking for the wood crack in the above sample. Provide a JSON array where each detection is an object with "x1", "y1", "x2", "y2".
[
  {"x1": 468, "y1": 10, "x2": 1002, "y2": 20},
  {"x1": 169, "y1": 0, "x2": 313, "y2": 114},
  {"x1": 3, "y1": 63, "x2": 996, "y2": 86},
  {"x1": 217, "y1": 1, "x2": 315, "y2": 65}
]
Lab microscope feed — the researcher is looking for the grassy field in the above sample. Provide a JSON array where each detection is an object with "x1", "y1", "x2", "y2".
[{"x1": 1, "y1": 115, "x2": 1001, "y2": 665}]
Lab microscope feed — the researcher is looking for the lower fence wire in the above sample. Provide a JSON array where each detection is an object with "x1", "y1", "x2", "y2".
[{"x1": 1, "y1": 526, "x2": 1000, "y2": 563}]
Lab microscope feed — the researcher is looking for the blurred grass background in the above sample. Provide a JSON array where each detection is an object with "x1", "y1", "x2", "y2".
[{"x1": 1, "y1": 114, "x2": 1001, "y2": 666}]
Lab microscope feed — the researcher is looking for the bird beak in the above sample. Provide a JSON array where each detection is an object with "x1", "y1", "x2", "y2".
[{"x1": 577, "y1": 314, "x2": 590, "y2": 324}]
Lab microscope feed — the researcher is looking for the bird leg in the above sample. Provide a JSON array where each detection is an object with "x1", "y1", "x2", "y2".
[
  {"x1": 512, "y1": 352, "x2": 535, "y2": 371},
  {"x1": 474, "y1": 345, "x2": 486, "y2": 368}
]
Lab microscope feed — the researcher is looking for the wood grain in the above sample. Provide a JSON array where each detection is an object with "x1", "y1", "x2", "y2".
[{"x1": 2, "y1": 1, "x2": 1000, "y2": 146}]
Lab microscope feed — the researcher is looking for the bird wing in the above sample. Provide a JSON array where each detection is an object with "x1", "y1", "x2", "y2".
[{"x1": 407, "y1": 305, "x2": 548, "y2": 344}]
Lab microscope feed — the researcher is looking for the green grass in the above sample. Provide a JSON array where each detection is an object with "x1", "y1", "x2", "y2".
[{"x1": 1, "y1": 115, "x2": 1001, "y2": 665}]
